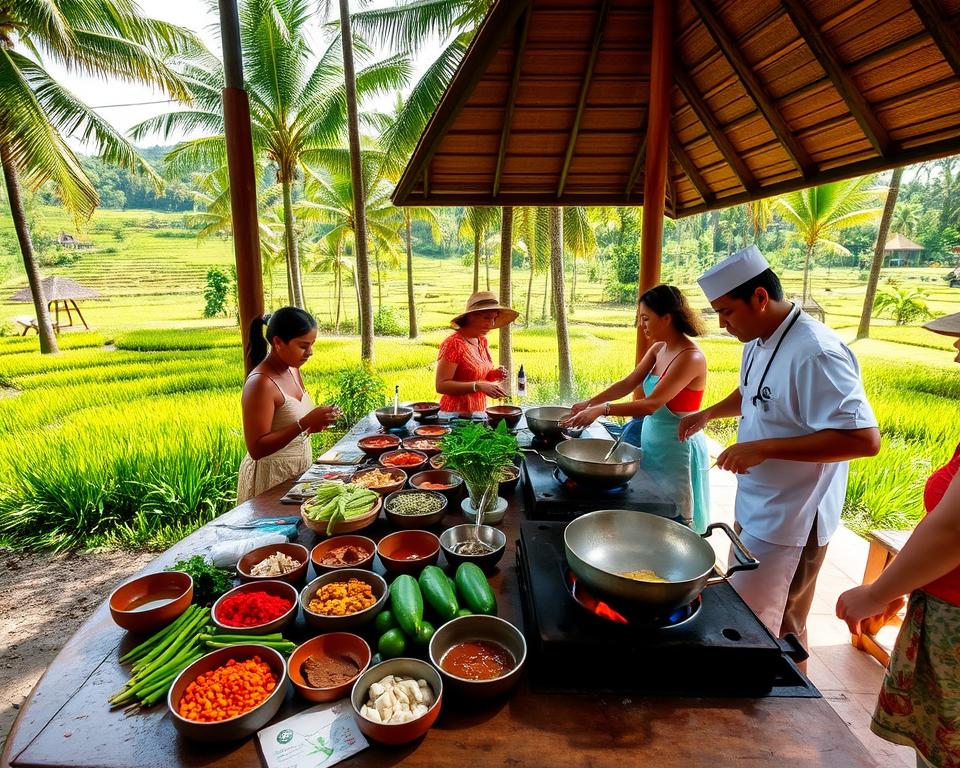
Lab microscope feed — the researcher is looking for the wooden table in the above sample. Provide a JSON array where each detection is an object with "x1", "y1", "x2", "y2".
[{"x1": 2, "y1": 416, "x2": 881, "y2": 768}]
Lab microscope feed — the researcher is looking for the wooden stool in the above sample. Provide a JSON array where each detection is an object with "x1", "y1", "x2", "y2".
[{"x1": 851, "y1": 529, "x2": 911, "y2": 665}]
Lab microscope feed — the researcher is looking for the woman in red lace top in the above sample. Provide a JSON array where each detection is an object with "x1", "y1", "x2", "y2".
[
  {"x1": 837, "y1": 311, "x2": 960, "y2": 768},
  {"x1": 435, "y1": 291, "x2": 519, "y2": 416}
]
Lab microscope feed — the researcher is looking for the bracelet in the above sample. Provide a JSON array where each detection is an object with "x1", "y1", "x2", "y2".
[
  {"x1": 472, "y1": 381, "x2": 478, "y2": 393},
  {"x1": 604, "y1": 402, "x2": 611, "y2": 416},
  {"x1": 296, "y1": 418, "x2": 305, "y2": 433}
]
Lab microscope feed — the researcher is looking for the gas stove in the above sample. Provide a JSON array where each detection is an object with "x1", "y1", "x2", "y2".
[{"x1": 516, "y1": 520, "x2": 818, "y2": 698}]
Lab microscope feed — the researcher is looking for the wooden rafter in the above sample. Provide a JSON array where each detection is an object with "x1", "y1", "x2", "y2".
[
  {"x1": 781, "y1": 0, "x2": 892, "y2": 158},
  {"x1": 494, "y1": 9, "x2": 531, "y2": 196},
  {"x1": 624, "y1": 133, "x2": 647, "y2": 197},
  {"x1": 674, "y1": 63, "x2": 758, "y2": 193},
  {"x1": 911, "y1": 0, "x2": 960, "y2": 80},
  {"x1": 690, "y1": 0, "x2": 813, "y2": 177},
  {"x1": 557, "y1": 0, "x2": 611, "y2": 197},
  {"x1": 669, "y1": 133, "x2": 714, "y2": 205}
]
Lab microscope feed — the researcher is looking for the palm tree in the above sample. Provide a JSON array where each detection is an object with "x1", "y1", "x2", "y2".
[
  {"x1": 460, "y1": 207, "x2": 500, "y2": 294},
  {"x1": 563, "y1": 206, "x2": 598, "y2": 313},
  {"x1": 773, "y1": 177, "x2": 882, "y2": 304},
  {"x1": 1, "y1": 1, "x2": 194, "y2": 353},
  {"x1": 857, "y1": 167, "x2": 903, "y2": 340},
  {"x1": 133, "y1": 0, "x2": 409, "y2": 311},
  {"x1": 549, "y1": 207, "x2": 574, "y2": 400},
  {"x1": 499, "y1": 206, "x2": 514, "y2": 387},
  {"x1": 873, "y1": 286, "x2": 935, "y2": 326},
  {"x1": 517, "y1": 207, "x2": 548, "y2": 327},
  {"x1": 890, "y1": 201, "x2": 918, "y2": 239}
]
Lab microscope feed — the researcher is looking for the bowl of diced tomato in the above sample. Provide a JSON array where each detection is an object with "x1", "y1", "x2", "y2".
[
  {"x1": 211, "y1": 580, "x2": 299, "y2": 636},
  {"x1": 379, "y1": 449, "x2": 428, "y2": 472}
]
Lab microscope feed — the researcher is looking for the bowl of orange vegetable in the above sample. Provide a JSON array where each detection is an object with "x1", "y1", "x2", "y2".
[
  {"x1": 167, "y1": 644, "x2": 289, "y2": 742},
  {"x1": 300, "y1": 569, "x2": 388, "y2": 631},
  {"x1": 409, "y1": 469, "x2": 464, "y2": 503}
]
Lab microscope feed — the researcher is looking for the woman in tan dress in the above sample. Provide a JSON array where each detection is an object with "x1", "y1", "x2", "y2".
[{"x1": 236, "y1": 308, "x2": 339, "y2": 503}]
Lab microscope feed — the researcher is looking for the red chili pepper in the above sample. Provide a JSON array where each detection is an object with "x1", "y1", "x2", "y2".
[{"x1": 216, "y1": 591, "x2": 293, "y2": 627}]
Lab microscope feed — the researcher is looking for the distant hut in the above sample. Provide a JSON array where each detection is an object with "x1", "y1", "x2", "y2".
[
  {"x1": 883, "y1": 233, "x2": 924, "y2": 267},
  {"x1": 8, "y1": 276, "x2": 103, "y2": 332}
]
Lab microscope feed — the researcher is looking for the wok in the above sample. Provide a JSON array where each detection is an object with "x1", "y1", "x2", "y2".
[
  {"x1": 523, "y1": 438, "x2": 641, "y2": 489},
  {"x1": 564, "y1": 509, "x2": 759, "y2": 610},
  {"x1": 524, "y1": 406, "x2": 582, "y2": 441}
]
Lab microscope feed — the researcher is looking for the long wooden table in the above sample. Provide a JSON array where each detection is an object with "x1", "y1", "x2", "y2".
[{"x1": 2, "y1": 416, "x2": 881, "y2": 768}]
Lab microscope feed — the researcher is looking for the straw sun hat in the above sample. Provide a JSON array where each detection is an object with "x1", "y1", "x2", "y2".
[
  {"x1": 924, "y1": 311, "x2": 960, "y2": 337},
  {"x1": 450, "y1": 291, "x2": 519, "y2": 330}
]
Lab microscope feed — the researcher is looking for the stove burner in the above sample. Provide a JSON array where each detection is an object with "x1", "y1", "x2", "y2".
[
  {"x1": 566, "y1": 570, "x2": 701, "y2": 627},
  {"x1": 552, "y1": 468, "x2": 627, "y2": 494}
]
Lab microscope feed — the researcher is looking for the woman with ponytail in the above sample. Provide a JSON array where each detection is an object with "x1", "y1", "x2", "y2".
[{"x1": 237, "y1": 307, "x2": 340, "y2": 503}]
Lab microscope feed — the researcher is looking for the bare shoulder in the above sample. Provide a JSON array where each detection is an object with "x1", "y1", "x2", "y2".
[{"x1": 242, "y1": 370, "x2": 280, "y2": 406}]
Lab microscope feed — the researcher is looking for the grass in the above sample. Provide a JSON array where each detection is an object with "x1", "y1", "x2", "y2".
[{"x1": 1, "y1": 205, "x2": 958, "y2": 548}]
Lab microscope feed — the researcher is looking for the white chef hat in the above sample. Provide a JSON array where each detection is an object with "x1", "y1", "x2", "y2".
[{"x1": 697, "y1": 245, "x2": 771, "y2": 302}]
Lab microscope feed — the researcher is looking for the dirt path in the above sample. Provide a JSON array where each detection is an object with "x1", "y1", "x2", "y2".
[{"x1": 0, "y1": 549, "x2": 154, "y2": 750}]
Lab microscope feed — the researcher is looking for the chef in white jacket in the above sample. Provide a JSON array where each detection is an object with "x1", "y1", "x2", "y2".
[{"x1": 679, "y1": 246, "x2": 880, "y2": 649}]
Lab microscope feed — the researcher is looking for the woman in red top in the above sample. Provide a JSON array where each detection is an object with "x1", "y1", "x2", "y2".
[
  {"x1": 837, "y1": 311, "x2": 960, "y2": 768},
  {"x1": 435, "y1": 291, "x2": 519, "y2": 416}
]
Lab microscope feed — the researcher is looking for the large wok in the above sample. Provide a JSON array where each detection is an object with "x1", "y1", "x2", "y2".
[
  {"x1": 523, "y1": 438, "x2": 641, "y2": 489},
  {"x1": 564, "y1": 509, "x2": 759, "y2": 611}
]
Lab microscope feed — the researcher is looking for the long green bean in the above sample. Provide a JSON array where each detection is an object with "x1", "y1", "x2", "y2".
[{"x1": 119, "y1": 604, "x2": 199, "y2": 664}]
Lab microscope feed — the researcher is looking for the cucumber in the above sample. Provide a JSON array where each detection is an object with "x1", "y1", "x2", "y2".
[
  {"x1": 454, "y1": 562, "x2": 496, "y2": 615},
  {"x1": 415, "y1": 620, "x2": 436, "y2": 646},
  {"x1": 456, "y1": 608, "x2": 473, "y2": 618},
  {"x1": 389, "y1": 575, "x2": 423, "y2": 638},
  {"x1": 419, "y1": 566, "x2": 459, "y2": 621}
]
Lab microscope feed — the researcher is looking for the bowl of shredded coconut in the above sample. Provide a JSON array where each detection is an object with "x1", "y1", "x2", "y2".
[{"x1": 237, "y1": 543, "x2": 309, "y2": 585}]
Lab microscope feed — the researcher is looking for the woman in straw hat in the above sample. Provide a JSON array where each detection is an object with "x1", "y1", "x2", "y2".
[
  {"x1": 435, "y1": 291, "x2": 519, "y2": 416},
  {"x1": 837, "y1": 311, "x2": 960, "y2": 768}
]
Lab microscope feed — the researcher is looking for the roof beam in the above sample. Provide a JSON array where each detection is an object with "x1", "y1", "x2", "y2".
[
  {"x1": 673, "y1": 63, "x2": 758, "y2": 193},
  {"x1": 781, "y1": 0, "x2": 893, "y2": 158},
  {"x1": 690, "y1": 0, "x2": 813, "y2": 177},
  {"x1": 910, "y1": 0, "x2": 960, "y2": 80},
  {"x1": 624, "y1": 133, "x2": 647, "y2": 197},
  {"x1": 493, "y1": 9, "x2": 531, "y2": 196},
  {"x1": 557, "y1": 0, "x2": 612, "y2": 197},
  {"x1": 669, "y1": 133, "x2": 714, "y2": 205}
]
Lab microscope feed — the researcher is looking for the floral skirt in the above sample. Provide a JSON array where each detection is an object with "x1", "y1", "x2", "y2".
[{"x1": 871, "y1": 591, "x2": 960, "y2": 768}]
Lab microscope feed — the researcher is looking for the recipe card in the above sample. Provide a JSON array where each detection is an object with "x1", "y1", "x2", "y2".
[{"x1": 257, "y1": 700, "x2": 368, "y2": 768}]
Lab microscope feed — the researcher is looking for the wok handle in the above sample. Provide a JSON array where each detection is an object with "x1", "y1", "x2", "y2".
[
  {"x1": 703, "y1": 522, "x2": 759, "y2": 583},
  {"x1": 520, "y1": 447, "x2": 557, "y2": 466},
  {"x1": 778, "y1": 632, "x2": 809, "y2": 663}
]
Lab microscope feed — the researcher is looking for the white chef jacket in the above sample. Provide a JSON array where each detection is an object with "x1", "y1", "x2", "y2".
[{"x1": 735, "y1": 306, "x2": 877, "y2": 547}]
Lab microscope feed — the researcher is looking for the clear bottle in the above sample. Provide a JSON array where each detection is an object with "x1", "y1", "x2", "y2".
[{"x1": 516, "y1": 364, "x2": 527, "y2": 399}]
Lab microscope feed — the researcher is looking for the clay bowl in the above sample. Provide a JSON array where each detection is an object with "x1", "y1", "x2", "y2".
[
  {"x1": 384, "y1": 489, "x2": 448, "y2": 529},
  {"x1": 350, "y1": 658, "x2": 443, "y2": 745},
  {"x1": 409, "y1": 469, "x2": 464, "y2": 503},
  {"x1": 439, "y1": 524, "x2": 507, "y2": 573},
  {"x1": 288, "y1": 633, "x2": 372, "y2": 703},
  {"x1": 379, "y1": 449, "x2": 429, "y2": 473},
  {"x1": 429, "y1": 454, "x2": 447, "y2": 470},
  {"x1": 237, "y1": 542, "x2": 309, "y2": 585},
  {"x1": 376, "y1": 530, "x2": 442, "y2": 576},
  {"x1": 168, "y1": 644, "x2": 288, "y2": 742},
  {"x1": 428, "y1": 615, "x2": 527, "y2": 699},
  {"x1": 498, "y1": 464, "x2": 521, "y2": 494},
  {"x1": 300, "y1": 569, "x2": 388, "y2": 632},
  {"x1": 375, "y1": 407, "x2": 413, "y2": 430},
  {"x1": 357, "y1": 433, "x2": 401, "y2": 459},
  {"x1": 301, "y1": 495, "x2": 382, "y2": 536},
  {"x1": 310, "y1": 535, "x2": 376, "y2": 573},
  {"x1": 351, "y1": 466, "x2": 407, "y2": 496},
  {"x1": 109, "y1": 571, "x2": 193, "y2": 634},
  {"x1": 400, "y1": 436, "x2": 443, "y2": 457},
  {"x1": 414, "y1": 424, "x2": 451, "y2": 439},
  {"x1": 211, "y1": 580, "x2": 299, "y2": 635},
  {"x1": 410, "y1": 402, "x2": 441, "y2": 421},
  {"x1": 486, "y1": 405, "x2": 523, "y2": 430}
]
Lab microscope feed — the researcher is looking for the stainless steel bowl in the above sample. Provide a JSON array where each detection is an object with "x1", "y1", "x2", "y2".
[
  {"x1": 429, "y1": 615, "x2": 526, "y2": 698},
  {"x1": 375, "y1": 407, "x2": 413, "y2": 429},
  {"x1": 554, "y1": 438, "x2": 642, "y2": 488},
  {"x1": 349, "y1": 658, "x2": 443, "y2": 745},
  {"x1": 439, "y1": 524, "x2": 506, "y2": 572},
  {"x1": 300, "y1": 569, "x2": 388, "y2": 630},
  {"x1": 524, "y1": 406, "x2": 583, "y2": 440},
  {"x1": 167, "y1": 644, "x2": 289, "y2": 742}
]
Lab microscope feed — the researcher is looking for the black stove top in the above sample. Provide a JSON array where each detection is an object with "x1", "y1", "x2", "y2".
[{"x1": 516, "y1": 520, "x2": 819, "y2": 698}]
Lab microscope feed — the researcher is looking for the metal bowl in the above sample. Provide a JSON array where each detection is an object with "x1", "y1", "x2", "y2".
[
  {"x1": 383, "y1": 489, "x2": 448, "y2": 529},
  {"x1": 300, "y1": 569, "x2": 388, "y2": 631},
  {"x1": 237, "y1": 542, "x2": 309, "y2": 585},
  {"x1": 109, "y1": 571, "x2": 193, "y2": 634},
  {"x1": 525, "y1": 406, "x2": 581, "y2": 441},
  {"x1": 486, "y1": 405, "x2": 523, "y2": 429},
  {"x1": 375, "y1": 407, "x2": 413, "y2": 429},
  {"x1": 167, "y1": 644, "x2": 289, "y2": 742},
  {"x1": 429, "y1": 615, "x2": 527, "y2": 698},
  {"x1": 350, "y1": 658, "x2": 443, "y2": 745},
  {"x1": 211, "y1": 580, "x2": 299, "y2": 635},
  {"x1": 439, "y1": 524, "x2": 506, "y2": 573}
]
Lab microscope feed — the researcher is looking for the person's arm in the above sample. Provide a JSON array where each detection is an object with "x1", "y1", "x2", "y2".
[
  {"x1": 715, "y1": 427, "x2": 881, "y2": 474},
  {"x1": 241, "y1": 377, "x2": 301, "y2": 460},
  {"x1": 677, "y1": 388, "x2": 743, "y2": 441},
  {"x1": 837, "y1": 473, "x2": 960, "y2": 635},
  {"x1": 566, "y1": 345, "x2": 660, "y2": 421}
]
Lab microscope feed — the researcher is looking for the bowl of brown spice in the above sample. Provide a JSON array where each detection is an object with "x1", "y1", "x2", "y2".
[
  {"x1": 288, "y1": 633, "x2": 372, "y2": 703},
  {"x1": 310, "y1": 535, "x2": 376, "y2": 573}
]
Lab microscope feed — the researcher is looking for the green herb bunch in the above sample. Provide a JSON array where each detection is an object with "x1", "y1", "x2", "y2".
[
  {"x1": 167, "y1": 555, "x2": 233, "y2": 606},
  {"x1": 440, "y1": 421, "x2": 518, "y2": 510}
]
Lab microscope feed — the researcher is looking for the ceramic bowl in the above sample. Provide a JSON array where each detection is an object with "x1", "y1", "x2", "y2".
[
  {"x1": 383, "y1": 489, "x2": 448, "y2": 529},
  {"x1": 357, "y1": 433, "x2": 402, "y2": 459},
  {"x1": 237, "y1": 542, "x2": 309, "y2": 585},
  {"x1": 109, "y1": 571, "x2": 193, "y2": 634},
  {"x1": 375, "y1": 407, "x2": 413, "y2": 430},
  {"x1": 439, "y1": 524, "x2": 507, "y2": 573},
  {"x1": 350, "y1": 658, "x2": 443, "y2": 745},
  {"x1": 211, "y1": 580, "x2": 299, "y2": 635},
  {"x1": 288, "y1": 633, "x2": 371, "y2": 703},
  {"x1": 410, "y1": 402, "x2": 441, "y2": 421},
  {"x1": 408, "y1": 469, "x2": 464, "y2": 503},
  {"x1": 413, "y1": 424, "x2": 451, "y2": 438},
  {"x1": 301, "y1": 495, "x2": 381, "y2": 536},
  {"x1": 379, "y1": 449, "x2": 429, "y2": 473},
  {"x1": 429, "y1": 454, "x2": 447, "y2": 470},
  {"x1": 376, "y1": 529, "x2": 442, "y2": 575},
  {"x1": 428, "y1": 615, "x2": 527, "y2": 699},
  {"x1": 400, "y1": 436, "x2": 443, "y2": 457},
  {"x1": 168, "y1": 644, "x2": 288, "y2": 742},
  {"x1": 351, "y1": 466, "x2": 407, "y2": 496},
  {"x1": 485, "y1": 405, "x2": 523, "y2": 429},
  {"x1": 300, "y1": 569, "x2": 388, "y2": 631},
  {"x1": 310, "y1": 535, "x2": 376, "y2": 573},
  {"x1": 498, "y1": 464, "x2": 521, "y2": 494}
]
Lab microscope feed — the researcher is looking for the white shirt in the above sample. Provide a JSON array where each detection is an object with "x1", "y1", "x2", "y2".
[{"x1": 735, "y1": 306, "x2": 877, "y2": 547}]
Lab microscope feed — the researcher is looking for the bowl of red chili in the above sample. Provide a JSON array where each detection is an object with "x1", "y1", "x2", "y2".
[
  {"x1": 379, "y1": 449, "x2": 428, "y2": 472},
  {"x1": 211, "y1": 580, "x2": 299, "y2": 635},
  {"x1": 401, "y1": 436, "x2": 442, "y2": 457},
  {"x1": 428, "y1": 615, "x2": 527, "y2": 699},
  {"x1": 357, "y1": 433, "x2": 401, "y2": 459}
]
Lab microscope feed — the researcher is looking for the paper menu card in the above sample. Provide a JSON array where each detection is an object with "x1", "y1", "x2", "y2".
[{"x1": 257, "y1": 700, "x2": 368, "y2": 768}]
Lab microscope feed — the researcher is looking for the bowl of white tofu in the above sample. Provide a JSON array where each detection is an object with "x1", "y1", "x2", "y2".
[{"x1": 349, "y1": 658, "x2": 443, "y2": 745}]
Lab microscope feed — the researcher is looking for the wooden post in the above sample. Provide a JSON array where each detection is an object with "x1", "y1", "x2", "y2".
[
  {"x1": 635, "y1": 0, "x2": 672, "y2": 367},
  {"x1": 219, "y1": 0, "x2": 264, "y2": 374}
]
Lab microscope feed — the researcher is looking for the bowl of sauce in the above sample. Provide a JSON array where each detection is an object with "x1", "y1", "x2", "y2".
[
  {"x1": 428, "y1": 615, "x2": 527, "y2": 698},
  {"x1": 357, "y1": 433, "x2": 401, "y2": 459},
  {"x1": 110, "y1": 570, "x2": 193, "y2": 634},
  {"x1": 380, "y1": 449, "x2": 429, "y2": 472},
  {"x1": 376, "y1": 530, "x2": 441, "y2": 576},
  {"x1": 414, "y1": 424, "x2": 451, "y2": 438}
]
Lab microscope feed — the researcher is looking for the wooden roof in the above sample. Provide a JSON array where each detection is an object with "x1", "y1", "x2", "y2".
[
  {"x1": 883, "y1": 232, "x2": 924, "y2": 249},
  {"x1": 8, "y1": 276, "x2": 102, "y2": 303},
  {"x1": 393, "y1": 0, "x2": 960, "y2": 216}
]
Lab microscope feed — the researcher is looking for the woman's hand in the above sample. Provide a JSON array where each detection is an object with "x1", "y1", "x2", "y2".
[
  {"x1": 835, "y1": 583, "x2": 902, "y2": 636},
  {"x1": 570, "y1": 400, "x2": 592, "y2": 415},
  {"x1": 478, "y1": 380, "x2": 507, "y2": 399},
  {"x1": 487, "y1": 366, "x2": 508, "y2": 382},
  {"x1": 301, "y1": 405, "x2": 340, "y2": 432},
  {"x1": 563, "y1": 404, "x2": 604, "y2": 429},
  {"x1": 678, "y1": 410, "x2": 710, "y2": 441}
]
